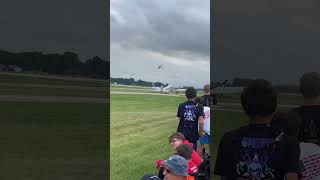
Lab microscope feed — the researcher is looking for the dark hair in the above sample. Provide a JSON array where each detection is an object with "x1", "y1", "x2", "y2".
[
  {"x1": 241, "y1": 79, "x2": 277, "y2": 118},
  {"x1": 185, "y1": 87, "x2": 197, "y2": 99},
  {"x1": 195, "y1": 96, "x2": 204, "y2": 106},
  {"x1": 300, "y1": 72, "x2": 320, "y2": 98},
  {"x1": 175, "y1": 144, "x2": 193, "y2": 160},
  {"x1": 203, "y1": 84, "x2": 210, "y2": 93},
  {"x1": 168, "y1": 132, "x2": 185, "y2": 143}
]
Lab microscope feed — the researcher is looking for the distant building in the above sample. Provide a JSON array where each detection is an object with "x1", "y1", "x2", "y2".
[
  {"x1": 8, "y1": 65, "x2": 22, "y2": 72},
  {"x1": 0, "y1": 64, "x2": 8, "y2": 71}
]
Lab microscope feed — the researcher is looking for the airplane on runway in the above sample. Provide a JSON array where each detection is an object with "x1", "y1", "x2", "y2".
[
  {"x1": 153, "y1": 84, "x2": 186, "y2": 94},
  {"x1": 211, "y1": 80, "x2": 244, "y2": 105}
]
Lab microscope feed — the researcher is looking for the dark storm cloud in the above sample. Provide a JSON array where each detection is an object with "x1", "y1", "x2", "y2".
[
  {"x1": 0, "y1": 0, "x2": 107, "y2": 61},
  {"x1": 213, "y1": 0, "x2": 320, "y2": 84}
]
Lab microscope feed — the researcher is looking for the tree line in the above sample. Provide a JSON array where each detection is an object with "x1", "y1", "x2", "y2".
[
  {"x1": 0, "y1": 50, "x2": 109, "y2": 79},
  {"x1": 111, "y1": 77, "x2": 167, "y2": 87}
]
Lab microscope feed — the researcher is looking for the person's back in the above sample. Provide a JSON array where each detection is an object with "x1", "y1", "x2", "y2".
[
  {"x1": 299, "y1": 142, "x2": 320, "y2": 180},
  {"x1": 294, "y1": 105, "x2": 320, "y2": 145},
  {"x1": 202, "y1": 84, "x2": 211, "y2": 107},
  {"x1": 177, "y1": 87, "x2": 204, "y2": 150},
  {"x1": 294, "y1": 72, "x2": 320, "y2": 146},
  {"x1": 276, "y1": 111, "x2": 320, "y2": 180},
  {"x1": 214, "y1": 79, "x2": 300, "y2": 180}
]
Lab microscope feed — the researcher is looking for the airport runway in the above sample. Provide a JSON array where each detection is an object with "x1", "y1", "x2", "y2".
[
  {"x1": 0, "y1": 72, "x2": 106, "y2": 82},
  {"x1": 0, "y1": 95, "x2": 108, "y2": 103},
  {"x1": 110, "y1": 91, "x2": 181, "y2": 96},
  {"x1": 0, "y1": 83, "x2": 106, "y2": 91}
]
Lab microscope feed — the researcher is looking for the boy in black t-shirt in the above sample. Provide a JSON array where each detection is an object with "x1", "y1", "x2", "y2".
[
  {"x1": 293, "y1": 72, "x2": 320, "y2": 145},
  {"x1": 177, "y1": 87, "x2": 204, "y2": 151},
  {"x1": 214, "y1": 79, "x2": 300, "y2": 180}
]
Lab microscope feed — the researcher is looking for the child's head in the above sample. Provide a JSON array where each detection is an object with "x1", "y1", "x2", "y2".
[
  {"x1": 203, "y1": 84, "x2": 210, "y2": 95},
  {"x1": 185, "y1": 87, "x2": 197, "y2": 99},
  {"x1": 168, "y1": 132, "x2": 185, "y2": 149},
  {"x1": 175, "y1": 144, "x2": 193, "y2": 161},
  {"x1": 300, "y1": 72, "x2": 320, "y2": 99},
  {"x1": 241, "y1": 79, "x2": 277, "y2": 120},
  {"x1": 195, "y1": 96, "x2": 204, "y2": 106}
]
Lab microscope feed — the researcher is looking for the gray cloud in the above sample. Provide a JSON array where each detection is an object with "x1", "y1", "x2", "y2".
[
  {"x1": 111, "y1": 0, "x2": 210, "y2": 87},
  {"x1": 213, "y1": 0, "x2": 320, "y2": 85},
  {"x1": 111, "y1": 0, "x2": 210, "y2": 60},
  {"x1": 0, "y1": 0, "x2": 107, "y2": 61}
]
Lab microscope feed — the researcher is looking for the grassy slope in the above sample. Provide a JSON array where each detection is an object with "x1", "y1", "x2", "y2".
[
  {"x1": 110, "y1": 94, "x2": 187, "y2": 180},
  {"x1": 0, "y1": 102, "x2": 108, "y2": 180}
]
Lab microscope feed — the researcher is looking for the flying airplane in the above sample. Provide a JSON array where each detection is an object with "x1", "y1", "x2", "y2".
[{"x1": 157, "y1": 64, "x2": 163, "y2": 70}]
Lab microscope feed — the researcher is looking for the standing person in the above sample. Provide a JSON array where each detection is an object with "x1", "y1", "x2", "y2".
[
  {"x1": 273, "y1": 111, "x2": 320, "y2": 180},
  {"x1": 195, "y1": 97, "x2": 210, "y2": 159},
  {"x1": 214, "y1": 79, "x2": 300, "y2": 180},
  {"x1": 177, "y1": 87, "x2": 204, "y2": 151},
  {"x1": 293, "y1": 72, "x2": 320, "y2": 146},
  {"x1": 202, "y1": 84, "x2": 211, "y2": 107}
]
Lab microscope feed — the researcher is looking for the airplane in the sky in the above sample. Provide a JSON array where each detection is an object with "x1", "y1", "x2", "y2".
[{"x1": 157, "y1": 64, "x2": 163, "y2": 70}]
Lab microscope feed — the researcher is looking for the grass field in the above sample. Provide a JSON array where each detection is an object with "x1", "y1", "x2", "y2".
[
  {"x1": 110, "y1": 91, "x2": 189, "y2": 179},
  {"x1": 0, "y1": 73, "x2": 107, "y2": 180},
  {"x1": 110, "y1": 85, "x2": 304, "y2": 180}
]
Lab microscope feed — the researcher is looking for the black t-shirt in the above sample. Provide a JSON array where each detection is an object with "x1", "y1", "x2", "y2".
[
  {"x1": 177, "y1": 101, "x2": 204, "y2": 141},
  {"x1": 214, "y1": 124, "x2": 300, "y2": 180},
  {"x1": 293, "y1": 105, "x2": 320, "y2": 145},
  {"x1": 202, "y1": 95, "x2": 211, "y2": 107}
]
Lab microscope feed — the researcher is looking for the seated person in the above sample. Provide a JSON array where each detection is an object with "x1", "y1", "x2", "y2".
[
  {"x1": 156, "y1": 133, "x2": 202, "y2": 176},
  {"x1": 142, "y1": 155, "x2": 189, "y2": 180}
]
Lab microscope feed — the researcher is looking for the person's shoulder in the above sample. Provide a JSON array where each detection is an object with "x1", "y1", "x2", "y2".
[
  {"x1": 221, "y1": 126, "x2": 249, "y2": 142},
  {"x1": 280, "y1": 134, "x2": 299, "y2": 146},
  {"x1": 178, "y1": 101, "x2": 188, "y2": 107},
  {"x1": 292, "y1": 106, "x2": 303, "y2": 113}
]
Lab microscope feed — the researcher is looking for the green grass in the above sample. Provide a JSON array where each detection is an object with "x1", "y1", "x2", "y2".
[
  {"x1": 110, "y1": 94, "x2": 186, "y2": 180},
  {"x1": 0, "y1": 74, "x2": 107, "y2": 97},
  {"x1": 0, "y1": 84, "x2": 107, "y2": 97},
  {"x1": 0, "y1": 74, "x2": 105, "y2": 87},
  {"x1": 0, "y1": 102, "x2": 108, "y2": 180}
]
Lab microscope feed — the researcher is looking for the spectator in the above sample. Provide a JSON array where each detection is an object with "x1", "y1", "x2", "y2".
[
  {"x1": 214, "y1": 79, "x2": 300, "y2": 180},
  {"x1": 293, "y1": 72, "x2": 320, "y2": 145},
  {"x1": 177, "y1": 87, "x2": 204, "y2": 151}
]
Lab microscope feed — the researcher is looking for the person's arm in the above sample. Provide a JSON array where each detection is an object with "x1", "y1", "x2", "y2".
[
  {"x1": 198, "y1": 105, "x2": 205, "y2": 137},
  {"x1": 214, "y1": 134, "x2": 228, "y2": 177},
  {"x1": 285, "y1": 173, "x2": 298, "y2": 180},
  {"x1": 284, "y1": 136, "x2": 300, "y2": 180},
  {"x1": 198, "y1": 116, "x2": 204, "y2": 138},
  {"x1": 177, "y1": 104, "x2": 181, "y2": 118}
]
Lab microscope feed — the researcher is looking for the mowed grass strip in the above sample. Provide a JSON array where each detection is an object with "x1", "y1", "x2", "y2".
[
  {"x1": 0, "y1": 102, "x2": 107, "y2": 180},
  {"x1": 0, "y1": 74, "x2": 105, "y2": 87},
  {"x1": 0, "y1": 84, "x2": 107, "y2": 97},
  {"x1": 111, "y1": 94, "x2": 186, "y2": 180}
]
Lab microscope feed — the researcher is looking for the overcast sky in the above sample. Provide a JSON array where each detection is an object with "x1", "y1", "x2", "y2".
[
  {"x1": 110, "y1": 0, "x2": 210, "y2": 88},
  {"x1": 213, "y1": 0, "x2": 320, "y2": 85},
  {"x1": 0, "y1": 0, "x2": 107, "y2": 61}
]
